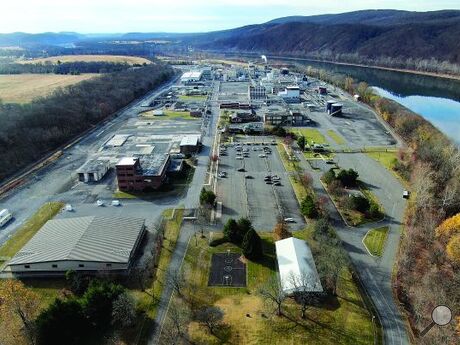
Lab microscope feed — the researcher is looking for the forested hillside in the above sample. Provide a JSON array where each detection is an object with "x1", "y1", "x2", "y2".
[{"x1": 0, "y1": 62, "x2": 174, "y2": 181}]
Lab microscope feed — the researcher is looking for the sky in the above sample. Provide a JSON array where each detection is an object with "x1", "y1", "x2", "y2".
[{"x1": 1, "y1": 0, "x2": 460, "y2": 33}]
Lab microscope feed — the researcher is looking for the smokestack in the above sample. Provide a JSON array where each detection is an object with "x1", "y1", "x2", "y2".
[{"x1": 261, "y1": 55, "x2": 267, "y2": 64}]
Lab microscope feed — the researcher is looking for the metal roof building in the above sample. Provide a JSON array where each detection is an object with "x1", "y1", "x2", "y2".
[
  {"x1": 7, "y1": 216, "x2": 145, "y2": 275},
  {"x1": 275, "y1": 237, "x2": 323, "y2": 295}
]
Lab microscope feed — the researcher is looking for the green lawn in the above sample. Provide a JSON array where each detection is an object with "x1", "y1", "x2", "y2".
[
  {"x1": 295, "y1": 128, "x2": 328, "y2": 145},
  {"x1": 327, "y1": 130, "x2": 346, "y2": 145},
  {"x1": 139, "y1": 109, "x2": 198, "y2": 121},
  {"x1": 163, "y1": 231, "x2": 376, "y2": 345},
  {"x1": 0, "y1": 202, "x2": 64, "y2": 259},
  {"x1": 366, "y1": 151, "x2": 397, "y2": 171},
  {"x1": 178, "y1": 95, "x2": 206, "y2": 101},
  {"x1": 363, "y1": 227, "x2": 389, "y2": 257}
]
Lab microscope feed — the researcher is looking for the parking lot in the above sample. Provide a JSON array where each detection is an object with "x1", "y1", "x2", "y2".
[
  {"x1": 303, "y1": 88, "x2": 396, "y2": 149},
  {"x1": 217, "y1": 135, "x2": 305, "y2": 231}
]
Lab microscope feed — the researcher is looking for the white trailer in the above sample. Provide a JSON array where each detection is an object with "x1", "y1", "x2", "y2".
[{"x1": 0, "y1": 209, "x2": 12, "y2": 227}]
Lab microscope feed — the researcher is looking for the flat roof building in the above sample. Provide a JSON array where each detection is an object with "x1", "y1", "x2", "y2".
[
  {"x1": 180, "y1": 135, "x2": 201, "y2": 154},
  {"x1": 116, "y1": 154, "x2": 170, "y2": 192},
  {"x1": 275, "y1": 237, "x2": 323, "y2": 295},
  {"x1": 77, "y1": 159, "x2": 110, "y2": 183},
  {"x1": 7, "y1": 216, "x2": 145, "y2": 275},
  {"x1": 180, "y1": 71, "x2": 203, "y2": 84}
]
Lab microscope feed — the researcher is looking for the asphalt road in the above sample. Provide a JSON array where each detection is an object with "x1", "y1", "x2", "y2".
[{"x1": 298, "y1": 150, "x2": 409, "y2": 345}]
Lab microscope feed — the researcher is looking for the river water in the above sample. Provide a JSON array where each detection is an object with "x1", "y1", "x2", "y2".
[{"x1": 281, "y1": 58, "x2": 460, "y2": 143}]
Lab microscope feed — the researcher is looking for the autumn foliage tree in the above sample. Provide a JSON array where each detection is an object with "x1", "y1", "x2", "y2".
[
  {"x1": 0, "y1": 279, "x2": 40, "y2": 345},
  {"x1": 273, "y1": 221, "x2": 292, "y2": 241},
  {"x1": 436, "y1": 213, "x2": 460, "y2": 264}
]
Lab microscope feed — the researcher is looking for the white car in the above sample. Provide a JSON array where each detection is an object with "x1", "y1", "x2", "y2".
[
  {"x1": 96, "y1": 200, "x2": 104, "y2": 207},
  {"x1": 258, "y1": 154, "x2": 267, "y2": 158},
  {"x1": 236, "y1": 156, "x2": 244, "y2": 160},
  {"x1": 0, "y1": 209, "x2": 13, "y2": 227},
  {"x1": 284, "y1": 218, "x2": 295, "y2": 223},
  {"x1": 65, "y1": 204, "x2": 73, "y2": 212},
  {"x1": 218, "y1": 172, "x2": 227, "y2": 178},
  {"x1": 111, "y1": 200, "x2": 121, "y2": 206}
]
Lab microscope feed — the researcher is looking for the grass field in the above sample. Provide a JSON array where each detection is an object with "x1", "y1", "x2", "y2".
[
  {"x1": 0, "y1": 74, "x2": 98, "y2": 103},
  {"x1": 178, "y1": 95, "x2": 207, "y2": 101},
  {"x1": 366, "y1": 151, "x2": 397, "y2": 171},
  {"x1": 18, "y1": 55, "x2": 152, "y2": 65},
  {"x1": 0, "y1": 202, "x2": 64, "y2": 260},
  {"x1": 161, "y1": 231, "x2": 375, "y2": 345},
  {"x1": 139, "y1": 109, "x2": 198, "y2": 121},
  {"x1": 363, "y1": 227, "x2": 389, "y2": 257},
  {"x1": 327, "y1": 129, "x2": 346, "y2": 145},
  {"x1": 295, "y1": 128, "x2": 328, "y2": 145}
]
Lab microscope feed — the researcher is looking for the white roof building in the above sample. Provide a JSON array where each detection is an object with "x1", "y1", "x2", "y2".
[
  {"x1": 180, "y1": 71, "x2": 203, "y2": 83},
  {"x1": 275, "y1": 237, "x2": 323, "y2": 294}
]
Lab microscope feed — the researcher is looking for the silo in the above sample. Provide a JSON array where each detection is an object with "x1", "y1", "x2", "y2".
[{"x1": 331, "y1": 103, "x2": 343, "y2": 116}]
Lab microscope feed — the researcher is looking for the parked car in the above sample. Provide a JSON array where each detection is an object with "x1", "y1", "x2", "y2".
[
  {"x1": 237, "y1": 167, "x2": 246, "y2": 172},
  {"x1": 112, "y1": 200, "x2": 121, "y2": 206},
  {"x1": 284, "y1": 217, "x2": 295, "y2": 223},
  {"x1": 236, "y1": 156, "x2": 244, "y2": 160},
  {"x1": 273, "y1": 181, "x2": 282, "y2": 186},
  {"x1": 403, "y1": 190, "x2": 410, "y2": 199},
  {"x1": 218, "y1": 172, "x2": 227, "y2": 178},
  {"x1": 0, "y1": 209, "x2": 13, "y2": 227},
  {"x1": 96, "y1": 200, "x2": 104, "y2": 207},
  {"x1": 65, "y1": 204, "x2": 73, "y2": 212},
  {"x1": 258, "y1": 154, "x2": 267, "y2": 158}
]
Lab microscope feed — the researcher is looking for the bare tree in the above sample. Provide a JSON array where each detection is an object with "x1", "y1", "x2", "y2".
[
  {"x1": 112, "y1": 292, "x2": 137, "y2": 328},
  {"x1": 195, "y1": 306, "x2": 224, "y2": 336},
  {"x1": 259, "y1": 276, "x2": 286, "y2": 316},
  {"x1": 168, "y1": 268, "x2": 186, "y2": 299},
  {"x1": 289, "y1": 271, "x2": 322, "y2": 319}
]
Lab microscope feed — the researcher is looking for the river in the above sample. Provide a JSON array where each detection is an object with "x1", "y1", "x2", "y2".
[{"x1": 279, "y1": 57, "x2": 460, "y2": 143}]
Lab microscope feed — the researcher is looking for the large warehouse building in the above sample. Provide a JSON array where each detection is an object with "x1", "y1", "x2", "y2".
[{"x1": 7, "y1": 216, "x2": 145, "y2": 275}]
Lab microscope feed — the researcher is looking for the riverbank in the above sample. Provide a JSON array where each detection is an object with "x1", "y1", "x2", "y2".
[{"x1": 211, "y1": 51, "x2": 460, "y2": 81}]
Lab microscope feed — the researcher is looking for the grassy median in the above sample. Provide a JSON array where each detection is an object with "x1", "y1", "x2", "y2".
[
  {"x1": 363, "y1": 227, "x2": 389, "y2": 257},
  {"x1": 0, "y1": 202, "x2": 64, "y2": 260}
]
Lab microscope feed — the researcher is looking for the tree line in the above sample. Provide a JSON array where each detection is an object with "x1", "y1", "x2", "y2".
[
  {"x1": 303, "y1": 64, "x2": 460, "y2": 344},
  {"x1": 0, "y1": 277, "x2": 137, "y2": 345},
  {"x1": 0, "y1": 62, "x2": 175, "y2": 182},
  {"x1": 0, "y1": 61, "x2": 141, "y2": 74}
]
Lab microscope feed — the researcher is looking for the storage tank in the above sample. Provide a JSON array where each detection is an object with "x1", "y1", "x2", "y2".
[
  {"x1": 331, "y1": 103, "x2": 343, "y2": 116},
  {"x1": 326, "y1": 100, "x2": 336, "y2": 113}
]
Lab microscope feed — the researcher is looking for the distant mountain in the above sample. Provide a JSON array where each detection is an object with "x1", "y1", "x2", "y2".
[
  {"x1": 190, "y1": 10, "x2": 460, "y2": 65},
  {"x1": 1, "y1": 9, "x2": 460, "y2": 69},
  {"x1": 266, "y1": 9, "x2": 460, "y2": 26}
]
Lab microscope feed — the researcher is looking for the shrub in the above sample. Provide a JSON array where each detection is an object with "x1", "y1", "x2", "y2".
[
  {"x1": 300, "y1": 195, "x2": 319, "y2": 218},
  {"x1": 322, "y1": 168, "x2": 336, "y2": 185},
  {"x1": 348, "y1": 195, "x2": 370, "y2": 213},
  {"x1": 242, "y1": 229, "x2": 263, "y2": 260},
  {"x1": 200, "y1": 188, "x2": 216, "y2": 206},
  {"x1": 223, "y1": 219, "x2": 241, "y2": 244},
  {"x1": 337, "y1": 169, "x2": 359, "y2": 187}
]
